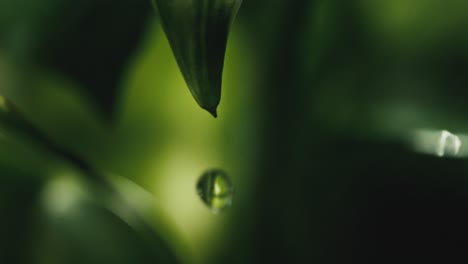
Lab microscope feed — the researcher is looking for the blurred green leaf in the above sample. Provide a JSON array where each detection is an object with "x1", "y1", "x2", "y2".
[
  {"x1": 0, "y1": 0, "x2": 152, "y2": 119},
  {"x1": 0, "y1": 165, "x2": 46, "y2": 264},
  {"x1": 35, "y1": 175, "x2": 181, "y2": 264},
  {"x1": 153, "y1": 0, "x2": 243, "y2": 117}
]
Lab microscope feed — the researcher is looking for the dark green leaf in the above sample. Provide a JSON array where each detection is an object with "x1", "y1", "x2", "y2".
[
  {"x1": 153, "y1": 0, "x2": 243, "y2": 117},
  {"x1": 0, "y1": 166, "x2": 45, "y2": 264}
]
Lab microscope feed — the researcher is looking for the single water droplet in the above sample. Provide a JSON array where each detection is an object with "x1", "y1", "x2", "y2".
[
  {"x1": 437, "y1": 130, "x2": 462, "y2": 157},
  {"x1": 196, "y1": 169, "x2": 234, "y2": 213}
]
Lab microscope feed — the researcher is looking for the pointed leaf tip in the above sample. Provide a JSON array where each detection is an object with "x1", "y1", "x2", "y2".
[
  {"x1": 154, "y1": 0, "x2": 242, "y2": 116},
  {"x1": 208, "y1": 108, "x2": 218, "y2": 118}
]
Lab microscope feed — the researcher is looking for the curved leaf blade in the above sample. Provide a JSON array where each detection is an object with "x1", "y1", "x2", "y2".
[
  {"x1": 154, "y1": 0, "x2": 243, "y2": 117},
  {"x1": 36, "y1": 175, "x2": 181, "y2": 264}
]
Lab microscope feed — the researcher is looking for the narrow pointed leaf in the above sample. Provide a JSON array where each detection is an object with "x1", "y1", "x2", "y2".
[{"x1": 153, "y1": 0, "x2": 243, "y2": 117}]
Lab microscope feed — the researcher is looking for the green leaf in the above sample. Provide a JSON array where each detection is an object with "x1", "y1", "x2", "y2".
[
  {"x1": 0, "y1": 164, "x2": 46, "y2": 263},
  {"x1": 153, "y1": 0, "x2": 243, "y2": 117},
  {"x1": 35, "y1": 175, "x2": 182, "y2": 264},
  {"x1": 0, "y1": 0, "x2": 152, "y2": 120}
]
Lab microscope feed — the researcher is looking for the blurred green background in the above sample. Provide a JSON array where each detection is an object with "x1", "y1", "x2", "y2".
[{"x1": 2, "y1": 0, "x2": 468, "y2": 263}]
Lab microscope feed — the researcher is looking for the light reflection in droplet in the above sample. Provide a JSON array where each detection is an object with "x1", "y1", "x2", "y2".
[{"x1": 196, "y1": 169, "x2": 234, "y2": 214}]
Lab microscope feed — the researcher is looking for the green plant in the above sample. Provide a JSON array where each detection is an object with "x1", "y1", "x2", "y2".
[
  {"x1": 0, "y1": 0, "x2": 243, "y2": 263},
  {"x1": 3, "y1": 1, "x2": 468, "y2": 263}
]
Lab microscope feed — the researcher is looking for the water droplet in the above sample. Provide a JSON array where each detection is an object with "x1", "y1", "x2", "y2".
[
  {"x1": 196, "y1": 169, "x2": 234, "y2": 213},
  {"x1": 437, "y1": 130, "x2": 462, "y2": 157}
]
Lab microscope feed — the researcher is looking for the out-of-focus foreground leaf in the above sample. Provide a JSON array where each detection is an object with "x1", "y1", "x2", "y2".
[
  {"x1": 0, "y1": 98, "x2": 182, "y2": 264},
  {"x1": 34, "y1": 174, "x2": 181, "y2": 264},
  {"x1": 0, "y1": 0, "x2": 152, "y2": 119},
  {"x1": 0, "y1": 125, "x2": 55, "y2": 264},
  {"x1": 0, "y1": 167, "x2": 44, "y2": 264},
  {"x1": 153, "y1": 0, "x2": 243, "y2": 117}
]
